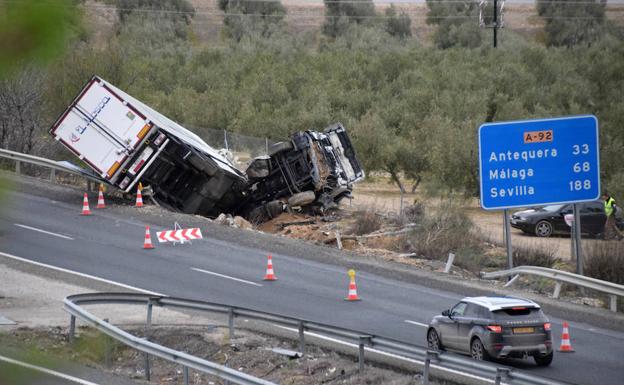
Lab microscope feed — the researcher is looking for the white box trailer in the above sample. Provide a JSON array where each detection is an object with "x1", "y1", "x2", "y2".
[{"x1": 50, "y1": 76, "x2": 247, "y2": 216}]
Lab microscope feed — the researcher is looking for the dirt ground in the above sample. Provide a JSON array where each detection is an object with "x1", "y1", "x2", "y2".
[
  {"x1": 351, "y1": 181, "x2": 605, "y2": 262},
  {"x1": 1, "y1": 325, "x2": 444, "y2": 385}
]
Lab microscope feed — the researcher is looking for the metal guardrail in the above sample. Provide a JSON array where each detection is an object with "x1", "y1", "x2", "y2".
[
  {"x1": 64, "y1": 292, "x2": 570, "y2": 385},
  {"x1": 0, "y1": 148, "x2": 105, "y2": 186},
  {"x1": 481, "y1": 265, "x2": 624, "y2": 312}
]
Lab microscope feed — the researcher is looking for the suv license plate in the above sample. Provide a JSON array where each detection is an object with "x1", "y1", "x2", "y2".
[{"x1": 513, "y1": 327, "x2": 535, "y2": 334}]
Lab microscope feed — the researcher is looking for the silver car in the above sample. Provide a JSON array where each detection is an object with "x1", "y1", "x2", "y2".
[{"x1": 427, "y1": 296, "x2": 554, "y2": 366}]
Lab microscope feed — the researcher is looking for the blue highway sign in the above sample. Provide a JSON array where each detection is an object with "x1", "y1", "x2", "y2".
[{"x1": 478, "y1": 115, "x2": 600, "y2": 210}]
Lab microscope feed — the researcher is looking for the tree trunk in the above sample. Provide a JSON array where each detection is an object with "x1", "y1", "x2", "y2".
[
  {"x1": 411, "y1": 175, "x2": 422, "y2": 193},
  {"x1": 387, "y1": 169, "x2": 406, "y2": 194}
]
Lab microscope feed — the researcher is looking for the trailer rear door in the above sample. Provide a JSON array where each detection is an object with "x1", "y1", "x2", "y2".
[{"x1": 50, "y1": 77, "x2": 152, "y2": 179}]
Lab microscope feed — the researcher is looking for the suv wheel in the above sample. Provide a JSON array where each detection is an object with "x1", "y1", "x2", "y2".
[
  {"x1": 535, "y1": 220, "x2": 553, "y2": 237},
  {"x1": 534, "y1": 352, "x2": 553, "y2": 366},
  {"x1": 470, "y1": 338, "x2": 490, "y2": 361},
  {"x1": 427, "y1": 329, "x2": 442, "y2": 351}
]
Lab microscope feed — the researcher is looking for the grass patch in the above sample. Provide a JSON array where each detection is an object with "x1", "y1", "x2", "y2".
[
  {"x1": 512, "y1": 243, "x2": 559, "y2": 268},
  {"x1": 349, "y1": 208, "x2": 383, "y2": 235},
  {"x1": 399, "y1": 200, "x2": 486, "y2": 274},
  {"x1": 584, "y1": 241, "x2": 624, "y2": 284}
]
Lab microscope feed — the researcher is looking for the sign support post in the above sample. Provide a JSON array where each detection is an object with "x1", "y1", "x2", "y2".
[
  {"x1": 573, "y1": 203, "x2": 583, "y2": 275},
  {"x1": 503, "y1": 209, "x2": 513, "y2": 272}
]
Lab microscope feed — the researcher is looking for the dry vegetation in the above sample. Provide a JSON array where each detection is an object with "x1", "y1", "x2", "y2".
[{"x1": 0, "y1": 326, "x2": 450, "y2": 385}]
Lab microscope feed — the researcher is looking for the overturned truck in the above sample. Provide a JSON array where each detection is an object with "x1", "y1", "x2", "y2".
[{"x1": 49, "y1": 76, "x2": 363, "y2": 221}]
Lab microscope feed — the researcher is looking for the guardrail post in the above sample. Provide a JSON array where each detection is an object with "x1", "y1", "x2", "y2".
[
  {"x1": 553, "y1": 282, "x2": 562, "y2": 299},
  {"x1": 15, "y1": 160, "x2": 20, "y2": 175},
  {"x1": 183, "y1": 366, "x2": 189, "y2": 385},
  {"x1": 609, "y1": 295, "x2": 617, "y2": 312},
  {"x1": 358, "y1": 336, "x2": 371, "y2": 372},
  {"x1": 103, "y1": 318, "x2": 112, "y2": 368},
  {"x1": 422, "y1": 350, "x2": 439, "y2": 385},
  {"x1": 50, "y1": 168, "x2": 56, "y2": 182},
  {"x1": 443, "y1": 253, "x2": 455, "y2": 274},
  {"x1": 298, "y1": 321, "x2": 306, "y2": 355},
  {"x1": 68, "y1": 315, "x2": 76, "y2": 343},
  {"x1": 144, "y1": 300, "x2": 153, "y2": 382},
  {"x1": 144, "y1": 352, "x2": 150, "y2": 381},
  {"x1": 494, "y1": 367, "x2": 511, "y2": 385},
  {"x1": 228, "y1": 308, "x2": 235, "y2": 340},
  {"x1": 146, "y1": 300, "x2": 153, "y2": 336},
  {"x1": 504, "y1": 274, "x2": 520, "y2": 288}
]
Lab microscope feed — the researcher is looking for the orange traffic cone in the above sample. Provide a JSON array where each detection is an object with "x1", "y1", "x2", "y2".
[
  {"x1": 558, "y1": 321, "x2": 574, "y2": 352},
  {"x1": 345, "y1": 269, "x2": 361, "y2": 301},
  {"x1": 135, "y1": 185, "x2": 144, "y2": 207},
  {"x1": 80, "y1": 193, "x2": 92, "y2": 216},
  {"x1": 143, "y1": 226, "x2": 154, "y2": 249},
  {"x1": 96, "y1": 185, "x2": 106, "y2": 209},
  {"x1": 263, "y1": 255, "x2": 277, "y2": 281}
]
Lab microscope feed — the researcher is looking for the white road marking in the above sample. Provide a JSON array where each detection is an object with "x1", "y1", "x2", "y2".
[
  {"x1": 405, "y1": 320, "x2": 429, "y2": 328},
  {"x1": 14, "y1": 223, "x2": 74, "y2": 240},
  {"x1": 274, "y1": 325, "x2": 497, "y2": 384},
  {"x1": 0, "y1": 251, "x2": 163, "y2": 296},
  {"x1": 191, "y1": 267, "x2": 263, "y2": 287},
  {"x1": 0, "y1": 354, "x2": 103, "y2": 385}
]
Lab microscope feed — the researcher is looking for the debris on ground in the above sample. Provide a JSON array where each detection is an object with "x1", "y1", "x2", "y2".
[{"x1": 0, "y1": 326, "x2": 450, "y2": 385}]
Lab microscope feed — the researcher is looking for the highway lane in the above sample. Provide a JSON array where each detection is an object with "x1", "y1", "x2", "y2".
[{"x1": 1, "y1": 188, "x2": 623, "y2": 384}]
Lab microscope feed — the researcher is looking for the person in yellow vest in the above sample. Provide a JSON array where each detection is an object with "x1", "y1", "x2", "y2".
[{"x1": 602, "y1": 191, "x2": 623, "y2": 241}]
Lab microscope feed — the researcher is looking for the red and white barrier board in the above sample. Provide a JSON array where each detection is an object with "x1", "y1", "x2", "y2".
[{"x1": 157, "y1": 228, "x2": 202, "y2": 243}]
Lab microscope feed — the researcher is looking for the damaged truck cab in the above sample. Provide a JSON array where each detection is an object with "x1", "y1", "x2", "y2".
[{"x1": 242, "y1": 124, "x2": 364, "y2": 222}]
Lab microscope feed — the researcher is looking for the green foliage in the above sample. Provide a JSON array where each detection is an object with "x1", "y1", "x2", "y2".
[
  {"x1": 323, "y1": 0, "x2": 376, "y2": 38},
  {"x1": 536, "y1": 0, "x2": 606, "y2": 47},
  {"x1": 385, "y1": 5, "x2": 412, "y2": 40},
  {"x1": 219, "y1": 0, "x2": 286, "y2": 41},
  {"x1": 3, "y1": 7, "x2": 622, "y2": 199},
  {"x1": 426, "y1": 0, "x2": 483, "y2": 48},
  {"x1": 0, "y1": 0, "x2": 80, "y2": 76},
  {"x1": 117, "y1": 0, "x2": 195, "y2": 23},
  {"x1": 116, "y1": 0, "x2": 195, "y2": 39}
]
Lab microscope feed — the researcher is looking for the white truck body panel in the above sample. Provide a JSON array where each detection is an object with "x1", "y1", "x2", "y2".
[
  {"x1": 50, "y1": 76, "x2": 243, "y2": 182},
  {"x1": 51, "y1": 79, "x2": 150, "y2": 178}
]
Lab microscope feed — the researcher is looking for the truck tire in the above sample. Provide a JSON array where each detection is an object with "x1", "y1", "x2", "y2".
[
  {"x1": 247, "y1": 200, "x2": 284, "y2": 223},
  {"x1": 288, "y1": 191, "x2": 316, "y2": 207},
  {"x1": 268, "y1": 141, "x2": 294, "y2": 156}
]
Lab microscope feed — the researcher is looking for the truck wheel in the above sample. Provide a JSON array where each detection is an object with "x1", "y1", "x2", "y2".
[
  {"x1": 268, "y1": 141, "x2": 294, "y2": 156},
  {"x1": 288, "y1": 191, "x2": 316, "y2": 207},
  {"x1": 266, "y1": 200, "x2": 284, "y2": 218}
]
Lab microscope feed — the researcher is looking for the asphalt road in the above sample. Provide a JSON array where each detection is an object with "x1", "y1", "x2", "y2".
[{"x1": 1, "y1": 183, "x2": 623, "y2": 385}]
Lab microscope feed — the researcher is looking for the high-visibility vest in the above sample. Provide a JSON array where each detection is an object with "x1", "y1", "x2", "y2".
[{"x1": 605, "y1": 197, "x2": 616, "y2": 217}]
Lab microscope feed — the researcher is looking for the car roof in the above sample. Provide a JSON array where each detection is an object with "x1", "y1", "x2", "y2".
[{"x1": 461, "y1": 296, "x2": 540, "y2": 311}]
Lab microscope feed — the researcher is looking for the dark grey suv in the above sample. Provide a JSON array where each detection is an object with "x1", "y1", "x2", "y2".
[{"x1": 427, "y1": 296, "x2": 553, "y2": 366}]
